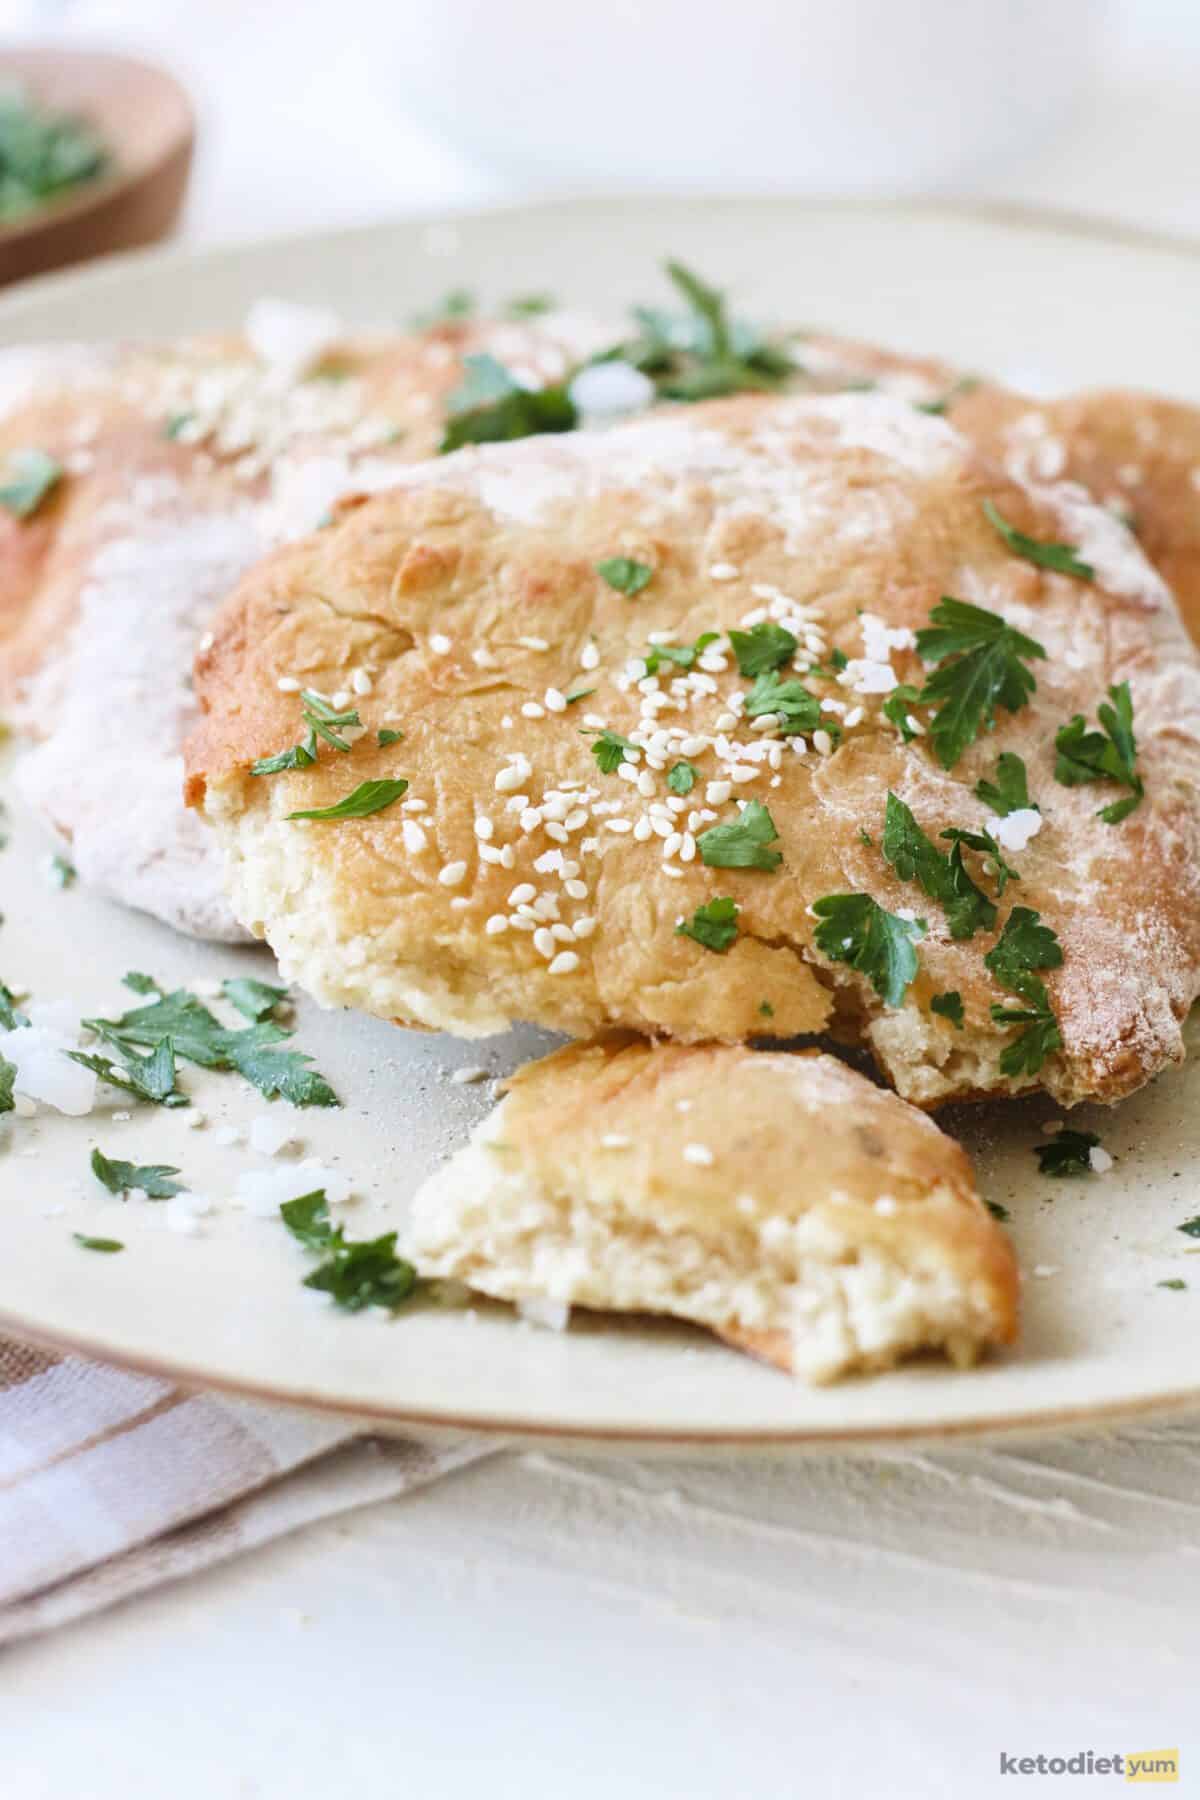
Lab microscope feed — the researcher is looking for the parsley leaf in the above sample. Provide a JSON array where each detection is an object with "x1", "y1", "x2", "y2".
[
  {"x1": 0, "y1": 979, "x2": 28, "y2": 1030},
  {"x1": 1054, "y1": 680, "x2": 1144, "y2": 823},
  {"x1": 122, "y1": 971, "x2": 161, "y2": 996},
  {"x1": 727, "y1": 622, "x2": 797, "y2": 677},
  {"x1": 83, "y1": 985, "x2": 337, "y2": 1108},
  {"x1": 939, "y1": 825, "x2": 1020, "y2": 896},
  {"x1": 984, "y1": 906, "x2": 1064, "y2": 1076},
  {"x1": 881, "y1": 683, "x2": 923, "y2": 743},
  {"x1": 1158, "y1": 1278, "x2": 1187, "y2": 1291},
  {"x1": 881, "y1": 792, "x2": 996, "y2": 940},
  {"x1": 0, "y1": 1053, "x2": 14, "y2": 1113},
  {"x1": 667, "y1": 759, "x2": 697, "y2": 795},
  {"x1": 48, "y1": 853, "x2": 75, "y2": 888},
  {"x1": 68, "y1": 1040, "x2": 187, "y2": 1107},
  {"x1": 91, "y1": 1147, "x2": 183, "y2": 1199},
  {"x1": 251, "y1": 740, "x2": 316, "y2": 776},
  {"x1": 812, "y1": 893, "x2": 926, "y2": 1007},
  {"x1": 411, "y1": 287, "x2": 474, "y2": 327},
  {"x1": 642, "y1": 632, "x2": 717, "y2": 675},
  {"x1": 589, "y1": 729, "x2": 638, "y2": 775},
  {"x1": 164, "y1": 411, "x2": 195, "y2": 440},
  {"x1": 74, "y1": 1233, "x2": 124, "y2": 1254},
  {"x1": 564, "y1": 688, "x2": 595, "y2": 707},
  {"x1": 676, "y1": 896, "x2": 739, "y2": 953},
  {"x1": 377, "y1": 728, "x2": 404, "y2": 747},
  {"x1": 0, "y1": 448, "x2": 61, "y2": 518},
  {"x1": 931, "y1": 990, "x2": 964, "y2": 1029},
  {"x1": 983, "y1": 498, "x2": 1095, "y2": 581},
  {"x1": 596, "y1": 556, "x2": 653, "y2": 596},
  {"x1": 1178, "y1": 1217, "x2": 1200, "y2": 1239},
  {"x1": 742, "y1": 671, "x2": 822, "y2": 736},
  {"x1": 281, "y1": 1190, "x2": 419, "y2": 1312},
  {"x1": 439, "y1": 354, "x2": 577, "y2": 452},
  {"x1": 504, "y1": 292, "x2": 556, "y2": 318},
  {"x1": 916, "y1": 598, "x2": 1046, "y2": 769},
  {"x1": 1035, "y1": 1128, "x2": 1100, "y2": 1177},
  {"x1": 975, "y1": 751, "x2": 1035, "y2": 817},
  {"x1": 696, "y1": 800, "x2": 782, "y2": 872},
  {"x1": 251, "y1": 690, "x2": 363, "y2": 777},
  {"x1": 287, "y1": 777, "x2": 408, "y2": 821},
  {"x1": 222, "y1": 978, "x2": 289, "y2": 1022}
]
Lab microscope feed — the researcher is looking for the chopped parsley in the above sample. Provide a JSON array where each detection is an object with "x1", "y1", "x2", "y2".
[
  {"x1": 881, "y1": 683, "x2": 922, "y2": 743},
  {"x1": 667, "y1": 759, "x2": 697, "y2": 795},
  {"x1": 676, "y1": 896, "x2": 739, "y2": 953},
  {"x1": 742, "y1": 671, "x2": 821, "y2": 736},
  {"x1": 164, "y1": 411, "x2": 195, "y2": 440},
  {"x1": 251, "y1": 689, "x2": 363, "y2": 777},
  {"x1": 593, "y1": 260, "x2": 794, "y2": 403},
  {"x1": 915, "y1": 376, "x2": 980, "y2": 416},
  {"x1": 1158, "y1": 1279, "x2": 1187, "y2": 1291},
  {"x1": 983, "y1": 498, "x2": 1095, "y2": 582},
  {"x1": 48, "y1": 853, "x2": 75, "y2": 888},
  {"x1": 287, "y1": 777, "x2": 408, "y2": 821},
  {"x1": 595, "y1": 556, "x2": 654, "y2": 596},
  {"x1": 696, "y1": 800, "x2": 782, "y2": 872},
  {"x1": 280, "y1": 1190, "x2": 419, "y2": 1312},
  {"x1": 122, "y1": 971, "x2": 161, "y2": 996},
  {"x1": 828, "y1": 647, "x2": 849, "y2": 673},
  {"x1": 931, "y1": 990, "x2": 965, "y2": 1029},
  {"x1": 881, "y1": 792, "x2": 996, "y2": 940},
  {"x1": 0, "y1": 1053, "x2": 14, "y2": 1113},
  {"x1": 915, "y1": 598, "x2": 1046, "y2": 770},
  {"x1": 222, "y1": 978, "x2": 289, "y2": 1022},
  {"x1": 975, "y1": 751, "x2": 1035, "y2": 817},
  {"x1": 439, "y1": 353, "x2": 576, "y2": 452},
  {"x1": 504, "y1": 292, "x2": 556, "y2": 318},
  {"x1": 984, "y1": 906, "x2": 1064, "y2": 1077},
  {"x1": 0, "y1": 979, "x2": 28, "y2": 1030},
  {"x1": 1177, "y1": 1217, "x2": 1200, "y2": 1240},
  {"x1": 642, "y1": 632, "x2": 717, "y2": 675},
  {"x1": 0, "y1": 448, "x2": 61, "y2": 519},
  {"x1": 377, "y1": 728, "x2": 404, "y2": 747},
  {"x1": 81, "y1": 982, "x2": 337, "y2": 1108},
  {"x1": 727, "y1": 621, "x2": 797, "y2": 677},
  {"x1": 73, "y1": 1233, "x2": 124, "y2": 1254},
  {"x1": 758, "y1": 1000, "x2": 774, "y2": 1019},
  {"x1": 411, "y1": 287, "x2": 474, "y2": 327},
  {"x1": 0, "y1": 88, "x2": 108, "y2": 221},
  {"x1": 1035, "y1": 1128, "x2": 1100, "y2": 1177},
  {"x1": 986, "y1": 1200, "x2": 1010, "y2": 1222},
  {"x1": 589, "y1": 729, "x2": 638, "y2": 774},
  {"x1": 812, "y1": 894, "x2": 926, "y2": 1007},
  {"x1": 90, "y1": 1147, "x2": 183, "y2": 1199},
  {"x1": 1054, "y1": 680, "x2": 1143, "y2": 823},
  {"x1": 939, "y1": 825, "x2": 1020, "y2": 896},
  {"x1": 858, "y1": 828, "x2": 873, "y2": 847},
  {"x1": 68, "y1": 1041, "x2": 187, "y2": 1108},
  {"x1": 564, "y1": 688, "x2": 595, "y2": 707}
]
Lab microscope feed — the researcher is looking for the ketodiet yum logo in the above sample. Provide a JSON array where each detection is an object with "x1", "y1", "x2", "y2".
[{"x1": 998, "y1": 1749, "x2": 1178, "y2": 1782}]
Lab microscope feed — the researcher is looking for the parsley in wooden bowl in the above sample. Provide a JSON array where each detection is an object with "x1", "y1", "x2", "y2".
[{"x1": 0, "y1": 49, "x2": 194, "y2": 286}]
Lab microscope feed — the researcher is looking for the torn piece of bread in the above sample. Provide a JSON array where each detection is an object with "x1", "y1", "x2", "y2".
[
  {"x1": 187, "y1": 389, "x2": 1200, "y2": 1106},
  {"x1": 950, "y1": 384, "x2": 1200, "y2": 649},
  {"x1": 407, "y1": 1037, "x2": 1018, "y2": 1382},
  {"x1": 0, "y1": 308, "x2": 610, "y2": 939}
]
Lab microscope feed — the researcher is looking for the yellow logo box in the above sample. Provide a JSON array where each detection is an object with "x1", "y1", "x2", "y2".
[{"x1": 1126, "y1": 1749, "x2": 1179, "y2": 1783}]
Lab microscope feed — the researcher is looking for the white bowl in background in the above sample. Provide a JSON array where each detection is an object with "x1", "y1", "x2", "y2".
[{"x1": 382, "y1": 0, "x2": 1104, "y2": 193}]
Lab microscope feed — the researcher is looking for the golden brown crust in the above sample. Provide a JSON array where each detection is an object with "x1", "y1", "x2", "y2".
[
  {"x1": 950, "y1": 385, "x2": 1200, "y2": 648},
  {"x1": 188, "y1": 391, "x2": 1200, "y2": 1106},
  {"x1": 407, "y1": 1037, "x2": 1019, "y2": 1381}
]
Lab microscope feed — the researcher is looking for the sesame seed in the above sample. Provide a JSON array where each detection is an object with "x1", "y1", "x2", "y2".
[
  {"x1": 276, "y1": 676, "x2": 301, "y2": 693},
  {"x1": 533, "y1": 927, "x2": 557, "y2": 959},
  {"x1": 683, "y1": 1143, "x2": 714, "y2": 1165},
  {"x1": 517, "y1": 635, "x2": 550, "y2": 651},
  {"x1": 438, "y1": 861, "x2": 468, "y2": 887},
  {"x1": 472, "y1": 646, "x2": 497, "y2": 668},
  {"x1": 663, "y1": 831, "x2": 683, "y2": 858},
  {"x1": 474, "y1": 816, "x2": 494, "y2": 840},
  {"x1": 429, "y1": 634, "x2": 452, "y2": 654},
  {"x1": 494, "y1": 763, "x2": 528, "y2": 793},
  {"x1": 401, "y1": 819, "x2": 428, "y2": 854},
  {"x1": 633, "y1": 818, "x2": 653, "y2": 841},
  {"x1": 449, "y1": 896, "x2": 470, "y2": 911},
  {"x1": 813, "y1": 729, "x2": 833, "y2": 756},
  {"x1": 351, "y1": 669, "x2": 373, "y2": 695},
  {"x1": 680, "y1": 833, "x2": 696, "y2": 862},
  {"x1": 548, "y1": 951, "x2": 580, "y2": 975},
  {"x1": 199, "y1": 632, "x2": 215, "y2": 653},
  {"x1": 580, "y1": 642, "x2": 600, "y2": 671},
  {"x1": 729, "y1": 764, "x2": 759, "y2": 783},
  {"x1": 485, "y1": 915, "x2": 508, "y2": 935},
  {"x1": 509, "y1": 883, "x2": 536, "y2": 905},
  {"x1": 551, "y1": 922, "x2": 575, "y2": 942},
  {"x1": 522, "y1": 702, "x2": 546, "y2": 719},
  {"x1": 573, "y1": 916, "x2": 596, "y2": 938},
  {"x1": 544, "y1": 688, "x2": 567, "y2": 713},
  {"x1": 604, "y1": 818, "x2": 632, "y2": 833},
  {"x1": 564, "y1": 878, "x2": 588, "y2": 900},
  {"x1": 714, "y1": 712, "x2": 738, "y2": 732},
  {"x1": 601, "y1": 1133, "x2": 630, "y2": 1148},
  {"x1": 451, "y1": 1066, "x2": 489, "y2": 1084},
  {"x1": 662, "y1": 863, "x2": 684, "y2": 879},
  {"x1": 500, "y1": 845, "x2": 516, "y2": 868},
  {"x1": 706, "y1": 780, "x2": 732, "y2": 805},
  {"x1": 709, "y1": 563, "x2": 739, "y2": 580},
  {"x1": 564, "y1": 808, "x2": 589, "y2": 831},
  {"x1": 544, "y1": 821, "x2": 569, "y2": 843},
  {"x1": 478, "y1": 843, "x2": 504, "y2": 864}
]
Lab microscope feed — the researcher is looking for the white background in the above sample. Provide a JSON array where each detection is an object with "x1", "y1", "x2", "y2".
[{"x1": 3, "y1": 5, "x2": 1200, "y2": 1796}]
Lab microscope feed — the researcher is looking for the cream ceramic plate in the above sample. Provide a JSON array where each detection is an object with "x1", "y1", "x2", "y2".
[{"x1": 4, "y1": 198, "x2": 1200, "y2": 1447}]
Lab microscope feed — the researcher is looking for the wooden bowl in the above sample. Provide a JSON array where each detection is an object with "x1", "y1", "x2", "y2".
[{"x1": 0, "y1": 48, "x2": 194, "y2": 288}]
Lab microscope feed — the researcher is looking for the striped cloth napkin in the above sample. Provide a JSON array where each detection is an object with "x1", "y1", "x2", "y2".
[{"x1": 0, "y1": 1336, "x2": 495, "y2": 1645}]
